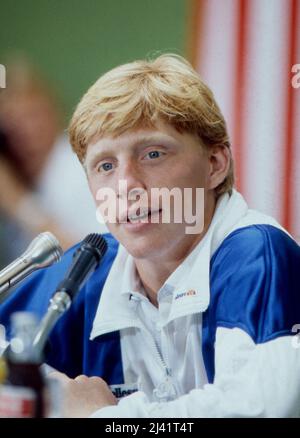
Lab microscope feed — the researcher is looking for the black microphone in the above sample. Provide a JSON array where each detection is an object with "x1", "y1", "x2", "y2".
[
  {"x1": 54, "y1": 233, "x2": 107, "y2": 300},
  {"x1": 33, "y1": 233, "x2": 107, "y2": 358}
]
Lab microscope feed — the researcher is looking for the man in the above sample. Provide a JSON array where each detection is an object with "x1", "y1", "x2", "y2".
[{"x1": 0, "y1": 54, "x2": 300, "y2": 417}]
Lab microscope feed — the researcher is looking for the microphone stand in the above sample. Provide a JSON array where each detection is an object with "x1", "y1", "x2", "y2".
[
  {"x1": 33, "y1": 291, "x2": 71, "y2": 359},
  {"x1": 32, "y1": 233, "x2": 107, "y2": 359}
]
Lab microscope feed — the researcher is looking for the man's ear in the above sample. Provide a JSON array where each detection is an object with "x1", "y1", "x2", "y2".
[{"x1": 207, "y1": 145, "x2": 231, "y2": 190}]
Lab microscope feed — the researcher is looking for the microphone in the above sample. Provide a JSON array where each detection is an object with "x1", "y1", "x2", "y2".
[
  {"x1": 33, "y1": 233, "x2": 107, "y2": 358},
  {"x1": 0, "y1": 232, "x2": 63, "y2": 304}
]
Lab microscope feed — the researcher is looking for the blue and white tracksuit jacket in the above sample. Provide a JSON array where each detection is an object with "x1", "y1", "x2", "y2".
[{"x1": 0, "y1": 190, "x2": 300, "y2": 417}]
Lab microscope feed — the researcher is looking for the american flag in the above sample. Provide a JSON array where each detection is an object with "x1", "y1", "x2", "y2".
[{"x1": 191, "y1": 0, "x2": 300, "y2": 241}]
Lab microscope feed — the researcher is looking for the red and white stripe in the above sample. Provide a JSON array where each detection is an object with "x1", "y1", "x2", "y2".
[{"x1": 193, "y1": 0, "x2": 300, "y2": 241}]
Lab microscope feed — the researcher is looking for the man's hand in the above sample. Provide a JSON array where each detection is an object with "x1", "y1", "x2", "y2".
[{"x1": 48, "y1": 371, "x2": 118, "y2": 418}]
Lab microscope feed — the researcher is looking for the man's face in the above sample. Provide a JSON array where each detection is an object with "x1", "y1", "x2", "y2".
[{"x1": 85, "y1": 120, "x2": 215, "y2": 260}]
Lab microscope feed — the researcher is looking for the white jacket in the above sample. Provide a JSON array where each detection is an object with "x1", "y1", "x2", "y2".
[{"x1": 90, "y1": 191, "x2": 300, "y2": 417}]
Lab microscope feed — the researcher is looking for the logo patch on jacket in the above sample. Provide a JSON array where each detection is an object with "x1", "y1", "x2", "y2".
[
  {"x1": 109, "y1": 383, "x2": 138, "y2": 399},
  {"x1": 175, "y1": 289, "x2": 196, "y2": 300}
]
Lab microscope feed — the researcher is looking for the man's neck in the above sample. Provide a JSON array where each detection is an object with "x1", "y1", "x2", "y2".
[
  {"x1": 134, "y1": 239, "x2": 200, "y2": 307},
  {"x1": 134, "y1": 199, "x2": 216, "y2": 307}
]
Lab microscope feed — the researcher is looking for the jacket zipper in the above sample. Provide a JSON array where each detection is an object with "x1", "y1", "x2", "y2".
[
  {"x1": 129, "y1": 294, "x2": 177, "y2": 401},
  {"x1": 143, "y1": 327, "x2": 177, "y2": 402}
]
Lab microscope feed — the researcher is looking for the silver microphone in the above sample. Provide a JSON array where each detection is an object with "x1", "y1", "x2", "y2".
[{"x1": 0, "y1": 232, "x2": 63, "y2": 303}]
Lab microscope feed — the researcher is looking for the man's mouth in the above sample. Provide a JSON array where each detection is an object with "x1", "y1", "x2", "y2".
[{"x1": 127, "y1": 208, "x2": 162, "y2": 223}]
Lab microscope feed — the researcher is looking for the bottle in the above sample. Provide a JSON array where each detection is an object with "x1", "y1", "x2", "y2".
[
  {"x1": 0, "y1": 312, "x2": 46, "y2": 418},
  {"x1": 0, "y1": 356, "x2": 7, "y2": 384},
  {"x1": 0, "y1": 323, "x2": 8, "y2": 403}
]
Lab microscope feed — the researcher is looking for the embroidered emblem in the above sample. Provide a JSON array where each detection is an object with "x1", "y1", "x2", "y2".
[
  {"x1": 174, "y1": 289, "x2": 196, "y2": 300},
  {"x1": 109, "y1": 383, "x2": 138, "y2": 399}
]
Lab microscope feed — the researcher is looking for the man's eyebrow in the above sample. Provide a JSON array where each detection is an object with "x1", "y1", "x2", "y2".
[
  {"x1": 84, "y1": 144, "x2": 118, "y2": 169},
  {"x1": 131, "y1": 134, "x2": 175, "y2": 151},
  {"x1": 86, "y1": 147, "x2": 115, "y2": 163},
  {"x1": 85, "y1": 133, "x2": 175, "y2": 166},
  {"x1": 134, "y1": 134, "x2": 172, "y2": 146}
]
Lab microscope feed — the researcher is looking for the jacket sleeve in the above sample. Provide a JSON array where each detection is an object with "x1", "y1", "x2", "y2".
[{"x1": 91, "y1": 327, "x2": 300, "y2": 418}]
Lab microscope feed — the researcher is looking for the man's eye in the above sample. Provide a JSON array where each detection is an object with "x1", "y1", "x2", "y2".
[
  {"x1": 98, "y1": 162, "x2": 113, "y2": 172},
  {"x1": 146, "y1": 151, "x2": 163, "y2": 159}
]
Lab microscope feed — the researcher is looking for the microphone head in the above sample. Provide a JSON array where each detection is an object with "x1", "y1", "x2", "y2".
[
  {"x1": 82, "y1": 233, "x2": 107, "y2": 261},
  {"x1": 23, "y1": 232, "x2": 63, "y2": 268}
]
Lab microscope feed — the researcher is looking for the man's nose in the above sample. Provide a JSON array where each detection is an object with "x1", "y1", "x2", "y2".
[{"x1": 117, "y1": 161, "x2": 146, "y2": 200}]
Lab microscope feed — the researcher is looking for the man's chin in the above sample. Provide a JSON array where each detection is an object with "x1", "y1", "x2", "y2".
[
  {"x1": 118, "y1": 235, "x2": 162, "y2": 260},
  {"x1": 107, "y1": 223, "x2": 179, "y2": 259}
]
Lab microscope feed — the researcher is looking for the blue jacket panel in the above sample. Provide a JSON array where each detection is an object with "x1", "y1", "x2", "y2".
[{"x1": 203, "y1": 225, "x2": 300, "y2": 382}]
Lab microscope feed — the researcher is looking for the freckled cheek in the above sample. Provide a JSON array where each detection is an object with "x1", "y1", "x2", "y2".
[
  {"x1": 94, "y1": 197, "x2": 119, "y2": 227},
  {"x1": 178, "y1": 164, "x2": 208, "y2": 188},
  {"x1": 89, "y1": 180, "x2": 120, "y2": 224},
  {"x1": 87, "y1": 176, "x2": 111, "y2": 200}
]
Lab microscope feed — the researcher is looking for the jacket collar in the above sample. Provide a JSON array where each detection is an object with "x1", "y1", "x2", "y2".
[{"x1": 90, "y1": 190, "x2": 249, "y2": 339}]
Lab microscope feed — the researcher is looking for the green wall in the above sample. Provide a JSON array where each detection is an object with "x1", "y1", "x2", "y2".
[{"x1": 0, "y1": 0, "x2": 188, "y2": 122}]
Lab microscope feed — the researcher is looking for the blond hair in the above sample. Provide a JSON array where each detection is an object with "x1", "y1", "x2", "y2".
[{"x1": 69, "y1": 54, "x2": 234, "y2": 195}]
